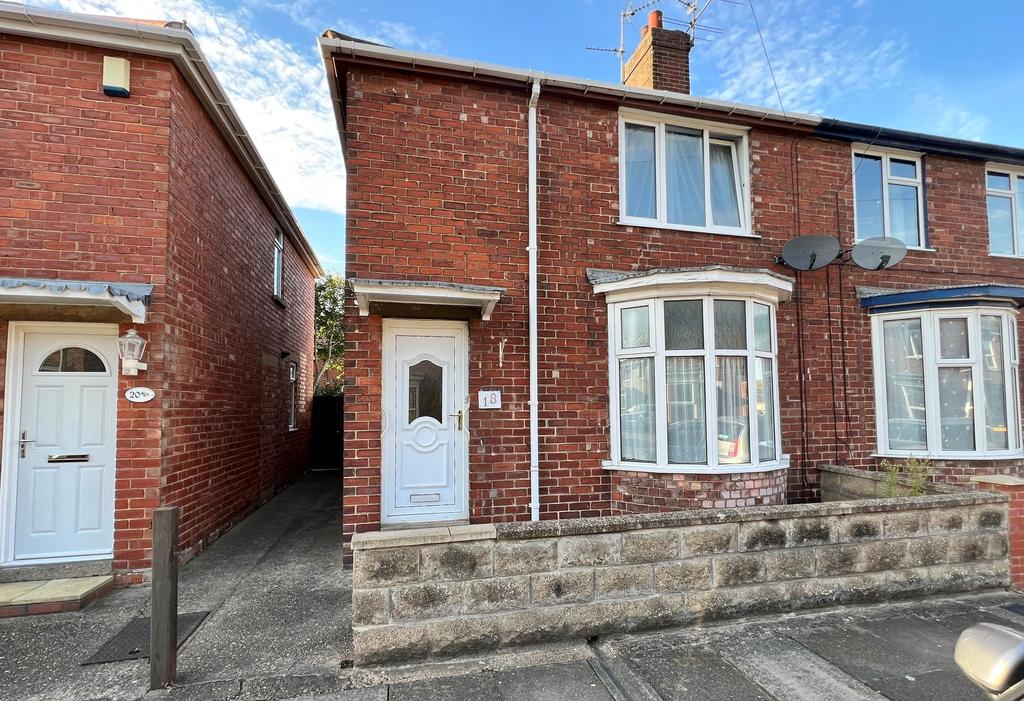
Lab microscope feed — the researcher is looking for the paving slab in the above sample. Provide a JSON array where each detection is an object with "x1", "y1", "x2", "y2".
[
  {"x1": 389, "y1": 672, "x2": 503, "y2": 701},
  {"x1": 0, "y1": 580, "x2": 44, "y2": 605},
  {"x1": 11, "y1": 575, "x2": 112, "y2": 604},
  {"x1": 619, "y1": 641, "x2": 774, "y2": 700},
  {"x1": 493, "y1": 661, "x2": 615, "y2": 701}
]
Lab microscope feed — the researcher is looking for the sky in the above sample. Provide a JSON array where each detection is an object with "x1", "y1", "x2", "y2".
[{"x1": 24, "y1": 0, "x2": 1024, "y2": 274}]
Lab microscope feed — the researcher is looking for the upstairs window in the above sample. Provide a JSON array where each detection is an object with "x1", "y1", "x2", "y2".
[
  {"x1": 853, "y1": 148, "x2": 925, "y2": 248},
  {"x1": 620, "y1": 112, "x2": 749, "y2": 236},
  {"x1": 273, "y1": 229, "x2": 284, "y2": 299},
  {"x1": 987, "y1": 167, "x2": 1024, "y2": 256},
  {"x1": 872, "y1": 308, "x2": 1021, "y2": 457}
]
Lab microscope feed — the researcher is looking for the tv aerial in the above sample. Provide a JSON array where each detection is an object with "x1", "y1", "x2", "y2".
[{"x1": 778, "y1": 234, "x2": 907, "y2": 273}]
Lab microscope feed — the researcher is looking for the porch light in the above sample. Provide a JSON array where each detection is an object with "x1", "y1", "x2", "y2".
[{"x1": 117, "y1": 328, "x2": 148, "y2": 376}]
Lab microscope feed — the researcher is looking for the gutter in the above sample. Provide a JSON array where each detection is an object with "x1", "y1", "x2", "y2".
[
  {"x1": 0, "y1": 2, "x2": 324, "y2": 277},
  {"x1": 528, "y1": 81, "x2": 541, "y2": 521},
  {"x1": 318, "y1": 36, "x2": 821, "y2": 128}
]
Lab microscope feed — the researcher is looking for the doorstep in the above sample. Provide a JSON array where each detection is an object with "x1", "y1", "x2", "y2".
[{"x1": 0, "y1": 575, "x2": 114, "y2": 618}]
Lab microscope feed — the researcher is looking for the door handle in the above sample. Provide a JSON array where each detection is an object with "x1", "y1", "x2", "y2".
[
  {"x1": 449, "y1": 410, "x2": 463, "y2": 431},
  {"x1": 19, "y1": 431, "x2": 34, "y2": 458}
]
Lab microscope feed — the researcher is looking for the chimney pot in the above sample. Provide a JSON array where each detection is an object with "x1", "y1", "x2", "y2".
[{"x1": 648, "y1": 10, "x2": 663, "y2": 29}]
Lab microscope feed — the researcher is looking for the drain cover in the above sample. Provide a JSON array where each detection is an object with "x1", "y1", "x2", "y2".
[{"x1": 82, "y1": 611, "x2": 208, "y2": 665}]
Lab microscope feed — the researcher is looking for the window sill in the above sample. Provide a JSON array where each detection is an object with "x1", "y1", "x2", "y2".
[
  {"x1": 989, "y1": 253, "x2": 1024, "y2": 260},
  {"x1": 617, "y1": 220, "x2": 759, "y2": 239},
  {"x1": 602, "y1": 456, "x2": 789, "y2": 475},
  {"x1": 854, "y1": 240, "x2": 935, "y2": 252},
  {"x1": 272, "y1": 294, "x2": 286, "y2": 309},
  {"x1": 872, "y1": 452, "x2": 1024, "y2": 462}
]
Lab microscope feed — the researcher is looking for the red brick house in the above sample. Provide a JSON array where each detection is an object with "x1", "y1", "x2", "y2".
[
  {"x1": 322, "y1": 13, "x2": 1024, "y2": 553},
  {"x1": 0, "y1": 6, "x2": 321, "y2": 582}
]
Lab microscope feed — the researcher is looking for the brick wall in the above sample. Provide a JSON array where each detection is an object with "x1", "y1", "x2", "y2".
[
  {"x1": 623, "y1": 23, "x2": 693, "y2": 94},
  {"x1": 0, "y1": 34, "x2": 315, "y2": 578},
  {"x1": 349, "y1": 490, "x2": 1010, "y2": 664},
  {"x1": 342, "y1": 64, "x2": 1024, "y2": 551},
  {"x1": 612, "y1": 469, "x2": 787, "y2": 512},
  {"x1": 162, "y1": 68, "x2": 315, "y2": 565}
]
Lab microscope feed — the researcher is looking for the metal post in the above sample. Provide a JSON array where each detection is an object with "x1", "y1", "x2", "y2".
[{"x1": 150, "y1": 506, "x2": 179, "y2": 690}]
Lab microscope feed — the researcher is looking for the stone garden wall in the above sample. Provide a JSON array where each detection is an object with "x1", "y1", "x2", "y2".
[{"x1": 350, "y1": 490, "x2": 1010, "y2": 665}]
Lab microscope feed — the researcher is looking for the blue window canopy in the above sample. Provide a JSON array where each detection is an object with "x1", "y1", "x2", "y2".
[{"x1": 858, "y1": 284, "x2": 1024, "y2": 314}]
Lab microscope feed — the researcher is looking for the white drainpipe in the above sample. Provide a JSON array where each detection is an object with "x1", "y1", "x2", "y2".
[{"x1": 528, "y1": 80, "x2": 541, "y2": 521}]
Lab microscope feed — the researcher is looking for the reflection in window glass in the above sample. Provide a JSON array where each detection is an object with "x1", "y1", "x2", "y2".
[
  {"x1": 939, "y1": 318, "x2": 969, "y2": 359},
  {"x1": 753, "y1": 303, "x2": 772, "y2": 352},
  {"x1": 854, "y1": 154, "x2": 884, "y2": 238},
  {"x1": 620, "y1": 358, "x2": 655, "y2": 462},
  {"x1": 716, "y1": 356, "x2": 749, "y2": 464},
  {"x1": 408, "y1": 360, "x2": 443, "y2": 423},
  {"x1": 709, "y1": 142, "x2": 740, "y2": 227},
  {"x1": 988, "y1": 195, "x2": 1014, "y2": 255},
  {"x1": 888, "y1": 183, "x2": 920, "y2": 247},
  {"x1": 39, "y1": 347, "x2": 106, "y2": 373},
  {"x1": 665, "y1": 127, "x2": 705, "y2": 226},
  {"x1": 620, "y1": 306, "x2": 650, "y2": 349},
  {"x1": 714, "y1": 300, "x2": 746, "y2": 350},
  {"x1": 883, "y1": 319, "x2": 927, "y2": 450},
  {"x1": 667, "y1": 357, "x2": 706, "y2": 464},
  {"x1": 982, "y1": 316, "x2": 1009, "y2": 450},
  {"x1": 890, "y1": 159, "x2": 917, "y2": 179},
  {"x1": 665, "y1": 300, "x2": 703, "y2": 350},
  {"x1": 755, "y1": 358, "x2": 775, "y2": 461},
  {"x1": 938, "y1": 367, "x2": 975, "y2": 451},
  {"x1": 988, "y1": 172, "x2": 1012, "y2": 190},
  {"x1": 625, "y1": 123, "x2": 656, "y2": 219}
]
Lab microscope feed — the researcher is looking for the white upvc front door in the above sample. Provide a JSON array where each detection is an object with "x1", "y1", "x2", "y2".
[
  {"x1": 381, "y1": 320, "x2": 468, "y2": 525},
  {"x1": 2, "y1": 323, "x2": 119, "y2": 564}
]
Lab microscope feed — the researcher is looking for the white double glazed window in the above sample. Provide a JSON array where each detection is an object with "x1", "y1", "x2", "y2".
[
  {"x1": 872, "y1": 308, "x2": 1021, "y2": 457},
  {"x1": 610, "y1": 296, "x2": 781, "y2": 471},
  {"x1": 986, "y1": 166, "x2": 1024, "y2": 257},
  {"x1": 853, "y1": 147, "x2": 925, "y2": 248},
  {"x1": 620, "y1": 110, "x2": 750, "y2": 236}
]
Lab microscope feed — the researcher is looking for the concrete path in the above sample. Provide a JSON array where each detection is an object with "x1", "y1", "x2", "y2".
[{"x1": 0, "y1": 471, "x2": 352, "y2": 701}]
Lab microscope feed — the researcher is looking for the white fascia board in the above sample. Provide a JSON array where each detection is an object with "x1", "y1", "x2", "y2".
[
  {"x1": 318, "y1": 36, "x2": 822, "y2": 128},
  {"x1": 0, "y1": 286, "x2": 147, "y2": 322},
  {"x1": 593, "y1": 269, "x2": 795, "y2": 304},
  {"x1": 351, "y1": 282, "x2": 502, "y2": 320},
  {"x1": 0, "y1": 4, "x2": 323, "y2": 277}
]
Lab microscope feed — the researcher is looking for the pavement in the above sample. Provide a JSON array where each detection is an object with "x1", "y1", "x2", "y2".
[{"x1": 0, "y1": 472, "x2": 1022, "y2": 700}]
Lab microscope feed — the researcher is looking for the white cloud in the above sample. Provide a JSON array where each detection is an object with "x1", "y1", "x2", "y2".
[{"x1": 26, "y1": 0, "x2": 435, "y2": 218}]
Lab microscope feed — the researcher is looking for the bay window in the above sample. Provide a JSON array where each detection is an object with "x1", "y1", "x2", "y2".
[
  {"x1": 602, "y1": 269, "x2": 790, "y2": 472},
  {"x1": 872, "y1": 308, "x2": 1021, "y2": 457},
  {"x1": 620, "y1": 111, "x2": 749, "y2": 236}
]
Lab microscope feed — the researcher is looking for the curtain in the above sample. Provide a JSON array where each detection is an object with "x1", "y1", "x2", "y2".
[
  {"x1": 888, "y1": 183, "x2": 920, "y2": 246},
  {"x1": 882, "y1": 318, "x2": 928, "y2": 450},
  {"x1": 625, "y1": 124, "x2": 656, "y2": 218},
  {"x1": 982, "y1": 315, "x2": 1009, "y2": 450},
  {"x1": 667, "y1": 357, "x2": 706, "y2": 464},
  {"x1": 619, "y1": 357, "x2": 656, "y2": 462},
  {"x1": 666, "y1": 127, "x2": 704, "y2": 226},
  {"x1": 716, "y1": 356, "x2": 749, "y2": 464},
  {"x1": 709, "y1": 143, "x2": 741, "y2": 227}
]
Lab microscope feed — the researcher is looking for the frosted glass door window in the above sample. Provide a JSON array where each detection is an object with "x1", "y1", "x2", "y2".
[
  {"x1": 620, "y1": 306, "x2": 651, "y2": 349},
  {"x1": 665, "y1": 300, "x2": 703, "y2": 350},
  {"x1": 714, "y1": 300, "x2": 746, "y2": 350}
]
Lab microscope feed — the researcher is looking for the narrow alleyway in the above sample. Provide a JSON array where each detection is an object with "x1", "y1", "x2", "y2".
[{"x1": 0, "y1": 471, "x2": 351, "y2": 701}]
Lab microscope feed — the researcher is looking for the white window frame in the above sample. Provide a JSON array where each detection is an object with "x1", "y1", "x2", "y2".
[
  {"x1": 986, "y1": 164, "x2": 1024, "y2": 258},
  {"x1": 273, "y1": 229, "x2": 284, "y2": 299},
  {"x1": 852, "y1": 145, "x2": 927, "y2": 249},
  {"x1": 618, "y1": 109, "x2": 752, "y2": 238},
  {"x1": 871, "y1": 307, "x2": 1022, "y2": 459},
  {"x1": 606, "y1": 295, "x2": 784, "y2": 474},
  {"x1": 288, "y1": 361, "x2": 298, "y2": 431}
]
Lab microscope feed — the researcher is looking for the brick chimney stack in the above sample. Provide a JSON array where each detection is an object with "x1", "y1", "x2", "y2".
[{"x1": 623, "y1": 9, "x2": 694, "y2": 94}]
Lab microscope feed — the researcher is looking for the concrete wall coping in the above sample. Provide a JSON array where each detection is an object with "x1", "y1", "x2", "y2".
[
  {"x1": 351, "y1": 523, "x2": 496, "y2": 551},
  {"x1": 820, "y1": 463, "x2": 960, "y2": 493},
  {"x1": 972, "y1": 475, "x2": 1024, "y2": 487}
]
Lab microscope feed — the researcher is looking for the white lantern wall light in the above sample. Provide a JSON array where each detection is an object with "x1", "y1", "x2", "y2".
[{"x1": 117, "y1": 328, "x2": 148, "y2": 376}]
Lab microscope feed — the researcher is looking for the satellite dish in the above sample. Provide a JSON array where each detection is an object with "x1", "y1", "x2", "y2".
[
  {"x1": 851, "y1": 237, "x2": 907, "y2": 271},
  {"x1": 779, "y1": 235, "x2": 841, "y2": 271}
]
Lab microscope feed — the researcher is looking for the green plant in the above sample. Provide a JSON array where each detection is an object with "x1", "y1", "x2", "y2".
[
  {"x1": 314, "y1": 274, "x2": 346, "y2": 395},
  {"x1": 881, "y1": 459, "x2": 901, "y2": 498},
  {"x1": 906, "y1": 456, "x2": 932, "y2": 496}
]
